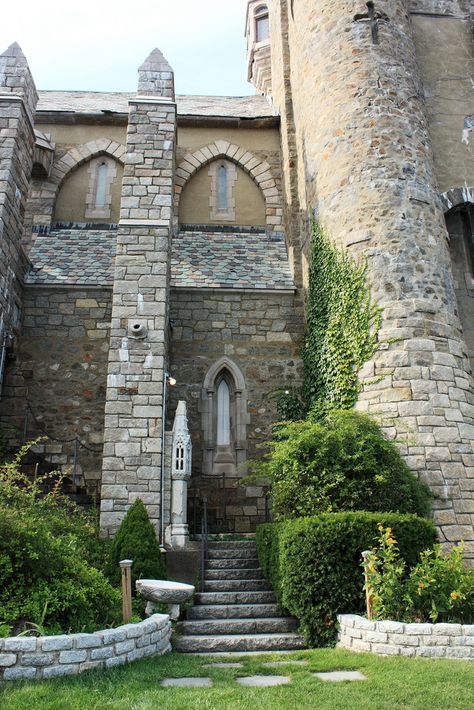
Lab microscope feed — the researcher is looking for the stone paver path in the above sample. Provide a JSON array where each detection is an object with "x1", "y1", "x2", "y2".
[
  {"x1": 203, "y1": 662, "x2": 243, "y2": 668},
  {"x1": 314, "y1": 671, "x2": 368, "y2": 682},
  {"x1": 263, "y1": 660, "x2": 309, "y2": 667},
  {"x1": 236, "y1": 675, "x2": 291, "y2": 687},
  {"x1": 161, "y1": 677, "x2": 213, "y2": 687}
]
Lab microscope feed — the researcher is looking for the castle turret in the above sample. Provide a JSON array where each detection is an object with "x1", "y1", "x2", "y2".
[
  {"x1": 270, "y1": 0, "x2": 474, "y2": 554},
  {"x1": 100, "y1": 48, "x2": 177, "y2": 537},
  {"x1": 246, "y1": 1, "x2": 272, "y2": 96}
]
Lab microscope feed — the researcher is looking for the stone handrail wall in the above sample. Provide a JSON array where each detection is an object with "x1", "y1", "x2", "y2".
[
  {"x1": 0, "y1": 613, "x2": 171, "y2": 681},
  {"x1": 338, "y1": 614, "x2": 474, "y2": 660}
]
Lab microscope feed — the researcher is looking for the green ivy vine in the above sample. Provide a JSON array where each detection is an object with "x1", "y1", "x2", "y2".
[{"x1": 302, "y1": 221, "x2": 382, "y2": 417}]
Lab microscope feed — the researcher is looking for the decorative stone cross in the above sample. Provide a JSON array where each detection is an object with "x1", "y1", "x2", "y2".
[{"x1": 354, "y1": 2, "x2": 389, "y2": 45}]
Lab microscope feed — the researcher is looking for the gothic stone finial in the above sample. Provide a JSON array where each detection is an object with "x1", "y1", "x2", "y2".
[{"x1": 138, "y1": 47, "x2": 175, "y2": 99}]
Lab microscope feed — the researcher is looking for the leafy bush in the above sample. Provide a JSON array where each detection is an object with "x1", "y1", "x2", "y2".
[
  {"x1": 0, "y1": 440, "x2": 121, "y2": 635},
  {"x1": 365, "y1": 526, "x2": 474, "y2": 624},
  {"x1": 256, "y1": 512, "x2": 437, "y2": 647},
  {"x1": 257, "y1": 410, "x2": 431, "y2": 519},
  {"x1": 106, "y1": 499, "x2": 166, "y2": 590},
  {"x1": 0, "y1": 505, "x2": 121, "y2": 634}
]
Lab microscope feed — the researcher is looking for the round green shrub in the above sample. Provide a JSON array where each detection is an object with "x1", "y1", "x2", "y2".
[
  {"x1": 106, "y1": 499, "x2": 166, "y2": 589},
  {"x1": 261, "y1": 410, "x2": 432, "y2": 519}
]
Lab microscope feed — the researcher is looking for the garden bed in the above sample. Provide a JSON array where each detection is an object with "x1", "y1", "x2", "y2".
[
  {"x1": 337, "y1": 614, "x2": 474, "y2": 659},
  {"x1": 0, "y1": 613, "x2": 171, "y2": 681}
]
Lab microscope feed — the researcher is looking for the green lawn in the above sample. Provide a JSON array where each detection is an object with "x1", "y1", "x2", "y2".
[{"x1": 1, "y1": 649, "x2": 472, "y2": 710}]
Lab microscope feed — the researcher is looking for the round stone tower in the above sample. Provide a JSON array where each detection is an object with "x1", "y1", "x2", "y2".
[{"x1": 258, "y1": 0, "x2": 474, "y2": 554}]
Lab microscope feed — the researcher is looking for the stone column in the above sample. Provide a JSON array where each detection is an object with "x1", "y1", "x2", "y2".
[
  {"x1": 0, "y1": 43, "x2": 37, "y2": 375},
  {"x1": 100, "y1": 49, "x2": 176, "y2": 537},
  {"x1": 167, "y1": 401, "x2": 192, "y2": 549},
  {"x1": 283, "y1": 1, "x2": 474, "y2": 554}
]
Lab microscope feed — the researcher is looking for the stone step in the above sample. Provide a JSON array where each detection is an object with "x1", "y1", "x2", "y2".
[
  {"x1": 176, "y1": 617, "x2": 298, "y2": 636},
  {"x1": 187, "y1": 603, "x2": 286, "y2": 620},
  {"x1": 204, "y1": 579, "x2": 271, "y2": 593},
  {"x1": 195, "y1": 591, "x2": 276, "y2": 605},
  {"x1": 207, "y1": 540, "x2": 256, "y2": 551},
  {"x1": 206, "y1": 557, "x2": 260, "y2": 570},
  {"x1": 174, "y1": 633, "x2": 306, "y2": 654},
  {"x1": 207, "y1": 548, "x2": 257, "y2": 560},
  {"x1": 205, "y1": 568, "x2": 264, "y2": 581}
]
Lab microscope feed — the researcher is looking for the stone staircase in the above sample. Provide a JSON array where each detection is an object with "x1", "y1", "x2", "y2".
[{"x1": 174, "y1": 535, "x2": 306, "y2": 653}]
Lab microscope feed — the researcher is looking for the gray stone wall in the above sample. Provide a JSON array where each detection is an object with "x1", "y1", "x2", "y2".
[
  {"x1": 169, "y1": 287, "x2": 304, "y2": 532},
  {"x1": 0, "y1": 44, "x2": 37, "y2": 354},
  {"x1": 0, "y1": 287, "x2": 112, "y2": 493},
  {"x1": 0, "y1": 614, "x2": 171, "y2": 681},
  {"x1": 338, "y1": 614, "x2": 474, "y2": 659}
]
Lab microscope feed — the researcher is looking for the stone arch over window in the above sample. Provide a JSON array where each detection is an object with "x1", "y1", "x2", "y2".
[
  {"x1": 174, "y1": 141, "x2": 283, "y2": 232},
  {"x1": 53, "y1": 153, "x2": 123, "y2": 225},
  {"x1": 201, "y1": 357, "x2": 248, "y2": 478},
  {"x1": 29, "y1": 139, "x2": 126, "y2": 233}
]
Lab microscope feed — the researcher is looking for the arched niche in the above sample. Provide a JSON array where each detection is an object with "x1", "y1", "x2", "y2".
[
  {"x1": 54, "y1": 154, "x2": 124, "y2": 225},
  {"x1": 201, "y1": 357, "x2": 248, "y2": 478},
  {"x1": 179, "y1": 158, "x2": 266, "y2": 227},
  {"x1": 174, "y1": 141, "x2": 283, "y2": 232}
]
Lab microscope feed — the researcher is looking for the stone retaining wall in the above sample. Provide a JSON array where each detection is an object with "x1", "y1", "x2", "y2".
[
  {"x1": 0, "y1": 613, "x2": 171, "y2": 682},
  {"x1": 338, "y1": 614, "x2": 474, "y2": 659}
]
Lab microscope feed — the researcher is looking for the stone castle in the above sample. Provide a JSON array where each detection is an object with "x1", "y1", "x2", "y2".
[{"x1": 0, "y1": 0, "x2": 473, "y2": 555}]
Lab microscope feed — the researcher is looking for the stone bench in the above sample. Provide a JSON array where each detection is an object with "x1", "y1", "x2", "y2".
[{"x1": 136, "y1": 579, "x2": 195, "y2": 620}]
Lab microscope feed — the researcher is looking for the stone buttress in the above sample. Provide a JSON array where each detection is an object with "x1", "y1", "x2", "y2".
[
  {"x1": 269, "y1": 0, "x2": 474, "y2": 554},
  {"x1": 100, "y1": 50, "x2": 176, "y2": 536},
  {"x1": 0, "y1": 44, "x2": 37, "y2": 375}
]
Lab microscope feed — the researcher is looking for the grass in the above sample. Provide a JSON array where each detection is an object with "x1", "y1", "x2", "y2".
[{"x1": 1, "y1": 649, "x2": 473, "y2": 710}]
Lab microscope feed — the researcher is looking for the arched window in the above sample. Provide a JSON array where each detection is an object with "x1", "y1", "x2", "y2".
[
  {"x1": 216, "y1": 378, "x2": 231, "y2": 445},
  {"x1": 217, "y1": 164, "x2": 228, "y2": 211},
  {"x1": 95, "y1": 161, "x2": 109, "y2": 208},
  {"x1": 255, "y1": 5, "x2": 269, "y2": 42},
  {"x1": 85, "y1": 155, "x2": 118, "y2": 220},
  {"x1": 208, "y1": 160, "x2": 237, "y2": 222}
]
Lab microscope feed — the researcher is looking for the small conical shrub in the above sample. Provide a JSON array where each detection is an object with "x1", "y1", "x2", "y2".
[{"x1": 106, "y1": 499, "x2": 166, "y2": 589}]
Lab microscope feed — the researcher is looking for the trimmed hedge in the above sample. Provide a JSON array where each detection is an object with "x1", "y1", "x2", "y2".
[{"x1": 256, "y1": 512, "x2": 437, "y2": 647}]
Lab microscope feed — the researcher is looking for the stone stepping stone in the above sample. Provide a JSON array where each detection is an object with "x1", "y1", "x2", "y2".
[
  {"x1": 236, "y1": 675, "x2": 291, "y2": 687},
  {"x1": 263, "y1": 660, "x2": 308, "y2": 667},
  {"x1": 160, "y1": 677, "x2": 213, "y2": 687},
  {"x1": 314, "y1": 671, "x2": 367, "y2": 682},
  {"x1": 203, "y1": 662, "x2": 243, "y2": 668}
]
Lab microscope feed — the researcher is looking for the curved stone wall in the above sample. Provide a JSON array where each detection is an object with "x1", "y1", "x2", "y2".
[
  {"x1": 338, "y1": 613, "x2": 474, "y2": 659},
  {"x1": 275, "y1": 0, "x2": 474, "y2": 556},
  {"x1": 0, "y1": 614, "x2": 171, "y2": 682}
]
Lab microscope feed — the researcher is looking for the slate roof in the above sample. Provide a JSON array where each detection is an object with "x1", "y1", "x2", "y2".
[
  {"x1": 36, "y1": 92, "x2": 276, "y2": 119},
  {"x1": 26, "y1": 229, "x2": 294, "y2": 291},
  {"x1": 26, "y1": 230, "x2": 117, "y2": 286},
  {"x1": 170, "y1": 230, "x2": 294, "y2": 290}
]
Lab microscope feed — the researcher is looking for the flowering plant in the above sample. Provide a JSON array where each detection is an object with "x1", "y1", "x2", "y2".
[{"x1": 363, "y1": 525, "x2": 474, "y2": 623}]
